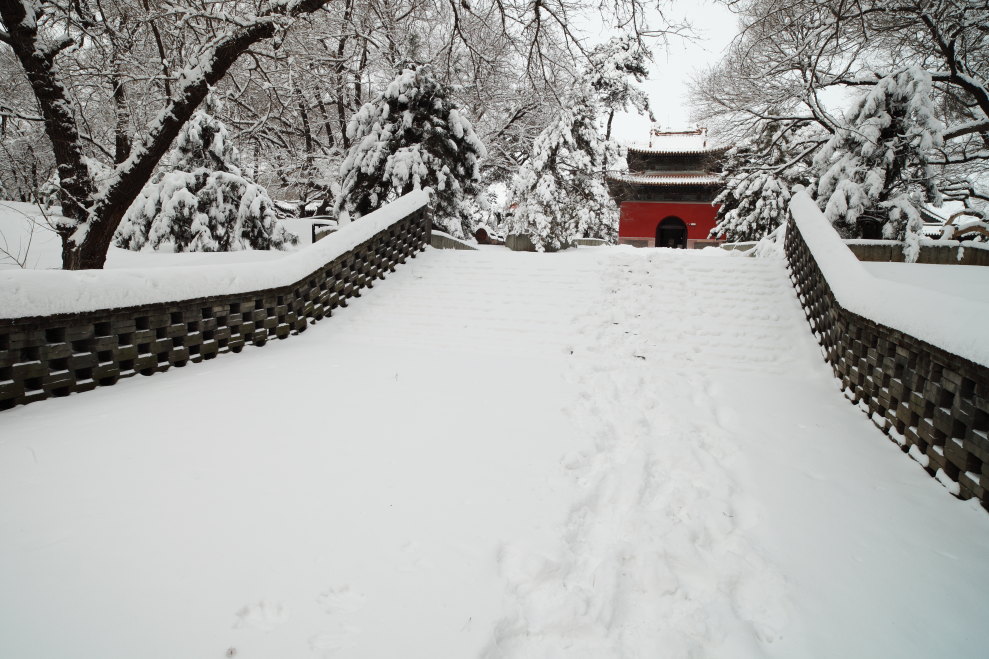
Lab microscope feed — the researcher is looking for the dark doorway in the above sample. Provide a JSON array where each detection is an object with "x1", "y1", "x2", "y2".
[{"x1": 657, "y1": 217, "x2": 688, "y2": 248}]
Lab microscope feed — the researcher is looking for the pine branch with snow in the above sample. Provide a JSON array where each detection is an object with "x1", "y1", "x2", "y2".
[{"x1": 586, "y1": 36, "x2": 652, "y2": 140}]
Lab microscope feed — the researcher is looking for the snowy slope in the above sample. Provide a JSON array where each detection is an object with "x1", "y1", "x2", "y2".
[{"x1": 1, "y1": 246, "x2": 987, "y2": 659}]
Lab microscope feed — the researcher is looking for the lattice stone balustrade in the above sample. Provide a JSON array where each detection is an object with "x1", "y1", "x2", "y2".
[
  {"x1": 785, "y1": 217, "x2": 989, "y2": 512},
  {"x1": 0, "y1": 208, "x2": 430, "y2": 411}
]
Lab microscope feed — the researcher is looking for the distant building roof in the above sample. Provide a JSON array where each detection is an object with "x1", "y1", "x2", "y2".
[
  {"x1": 622, "y1": 128, "x2": 730, "y2": 156},
  {"x1": 608, "y1": 173, "x2": 723, "y2": 187}
]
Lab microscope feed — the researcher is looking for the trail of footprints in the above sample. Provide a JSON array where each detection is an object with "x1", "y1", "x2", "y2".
[{"x1": 486, "y1": 249, "x2": 795, "y2": 657}]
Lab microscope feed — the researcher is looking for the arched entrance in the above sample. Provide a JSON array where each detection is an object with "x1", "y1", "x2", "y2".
[{"x1": 656, "y1": 217, "x2": 687, "y2": 249}]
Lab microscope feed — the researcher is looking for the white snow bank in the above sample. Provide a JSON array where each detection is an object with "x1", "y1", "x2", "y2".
[
  {"x1": 0, "y1": 191, "x2": 429, "y2": 319},
  {"x1": 789, "y1": 191, "x2": 989, "y2": 366}
]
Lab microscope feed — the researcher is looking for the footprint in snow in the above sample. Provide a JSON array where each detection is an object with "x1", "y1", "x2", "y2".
[
  {"x1": 317, "y1": 585, "x2": 367, "y2": 614},
  {"x1": 233, "y1": 600, "x2": 289, "y2": 631},
  {"x1": 309, "y1": 626, "x2": 360, "y2": 657},
  {"x1": 560, "y1": 451, "x2": 585, "y2": 471}
]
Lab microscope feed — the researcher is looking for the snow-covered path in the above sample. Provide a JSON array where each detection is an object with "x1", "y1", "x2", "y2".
[{"x1": 2, "y1": 247, "x2": 988, "y2": 659}]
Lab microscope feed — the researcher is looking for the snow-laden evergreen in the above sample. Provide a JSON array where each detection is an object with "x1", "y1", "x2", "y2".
[
  {"x1": 115, "y1": 111, "x2": 296, "y2": 253},
  {"x1": 504, "y1": 37, "x2": 654, "y2": 251},
  {"x1": 335, "y1": 65, "x2": 486, "y2": 238},
  {"x1": 505, "y1": 99, "x2": 619, "y2": 251},
  {"x1": 505, "y1": 82, "x2": 620, "y2": 252},
  {"x1": 814, "y1": 67, "x2": 943, "y2": 261},
  {"x1": 713, "y1": 122, "x2": 820, "y2": 242}
]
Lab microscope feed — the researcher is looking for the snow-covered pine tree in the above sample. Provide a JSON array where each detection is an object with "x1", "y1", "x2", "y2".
[
  {"x1": 505, "y1": 83, "x2": 620, "y2": 251},
  {"x1": 335, "y1": 64, "x2": 486, "y2": 238},
  {"x1": 712, "y1": 121, "x2": 821, "y2": 242},
  {"x1": 115, "y1": 110, "x2": 296, "y2": 252},
  {"x1": 504, "y1": 37, "x2": 653, "y2": 251},
  {"x1": 814, "y1": 67, "x2": 943, "y2": 261}
]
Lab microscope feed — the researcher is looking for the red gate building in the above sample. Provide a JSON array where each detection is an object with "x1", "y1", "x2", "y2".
[{"x1": 608, "y1": 129, "x2": 728, "y2": 248}]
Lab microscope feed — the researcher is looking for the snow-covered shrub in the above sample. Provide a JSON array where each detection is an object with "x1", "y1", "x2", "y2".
[
  {"x1": 335, "y1": 64, "x2": 487, "y2": 238},
  {"x1": 714, "y1": 170, "x2": 791, "y2": 243},
  {"x1": 116, "y1": 110, "x2": 296, "y2": 252},
  {"x1": 505, "y1": 87, "x2": 620, "y2": 251},
  {"x1": 459, "y1": 194, "x2": 494, "y2": 238},
  {"x1": 814, "y1": 67, "x2": 943, "y2": 259}
]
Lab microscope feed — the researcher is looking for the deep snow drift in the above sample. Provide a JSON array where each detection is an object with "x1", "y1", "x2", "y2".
[{"x1": 1, "y1": 246, "x2": 987, "y2": 659}]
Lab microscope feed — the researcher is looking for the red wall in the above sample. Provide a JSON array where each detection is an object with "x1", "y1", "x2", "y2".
[{"x1": 619, "y1": 202, "x2": 720, "y2": 241}]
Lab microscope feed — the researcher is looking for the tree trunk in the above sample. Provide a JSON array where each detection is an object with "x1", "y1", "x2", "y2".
[
  {"x1": 316, "y1": 95, "x2": 336, "y2": 149},
  {"x1": 111, "y1": 68, "x2": 132, "y2": 165}
]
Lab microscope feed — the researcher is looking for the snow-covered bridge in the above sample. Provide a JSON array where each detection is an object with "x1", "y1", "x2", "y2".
[{"x1": 2, "y1": 239, "x2": 988, "y2": 659}]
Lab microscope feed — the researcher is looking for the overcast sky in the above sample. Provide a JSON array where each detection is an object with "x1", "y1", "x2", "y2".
[{"x1": 607, "y1": 1, "x2": 741, "y2": 145}]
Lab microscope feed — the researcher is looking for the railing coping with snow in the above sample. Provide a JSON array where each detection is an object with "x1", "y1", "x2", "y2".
[
  {"x1": 0, "y1": 191, "x2": 431, "y2": 410},
  {"x1": 789, "y1": 192, "x2": 989, "y2": 367},
  {"x1": 785, "y1": 191, "x2": 989, "y2": 511}
]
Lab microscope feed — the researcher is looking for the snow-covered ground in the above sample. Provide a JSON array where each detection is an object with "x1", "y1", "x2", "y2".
[{"x1": 1, "y1": 246, "x2": 987, "y2": 659}]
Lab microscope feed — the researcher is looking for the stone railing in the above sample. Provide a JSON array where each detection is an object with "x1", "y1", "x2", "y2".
[
  {"x1": 785, "y1": 193, "x2": 988, "y2": 511},
  {"x1": 845, "y1": 240, "x2": 989, "y2": 266},
  {"x1": 0, "y1": 195, "x2": 431, "y2": 411},
  {"x1": 430, "y1": 230, "x2": 478, "y2": 251}
]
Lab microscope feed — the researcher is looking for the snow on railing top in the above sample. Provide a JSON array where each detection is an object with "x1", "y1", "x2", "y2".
[
  {"x1": 0, "y1": 190, "x2": 430, "y2": 320},
  {"x1": 789, "y1": 190, "x2": 989, "y2": 367}
]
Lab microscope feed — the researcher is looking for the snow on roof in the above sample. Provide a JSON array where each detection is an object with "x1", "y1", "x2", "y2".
[
  {"x1": 608, "y1": 173, "x2": 722, "y2": 186},
  {"x1": 789, "y1": 191, "x2": 989, "y2": 367},
  {"x1": 623, "y1": 130, "x2": 730, "y2": 156}
]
